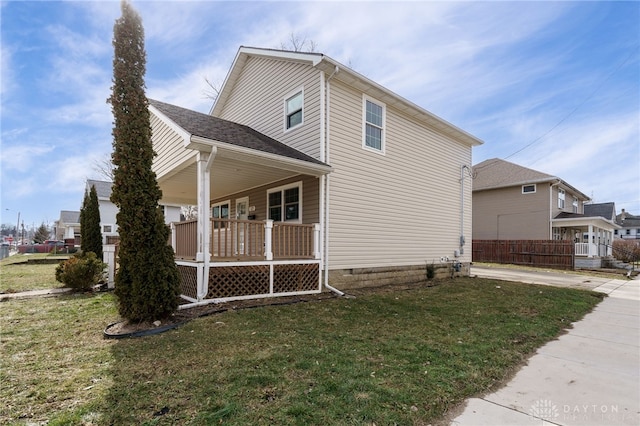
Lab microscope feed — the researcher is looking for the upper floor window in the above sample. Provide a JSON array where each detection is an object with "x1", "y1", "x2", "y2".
[
  {"x1": 285, "y1": 89, "x2": 303, "y2": 130},
  {"x1": 522, "y1": 184, "x2": 536, "y2": 194},
  {"x1": 363, "y1": 96, "x2": 385, "y2": 153},
  {"x1": 572, "y1": 197, "x2": 579, "y2": 213},
  {"x1": 268, "y1": 182, "x2": 302, "y2": 223},
  {"x1": 558, "y1": 188, "x2": 565, "y2": 209}
]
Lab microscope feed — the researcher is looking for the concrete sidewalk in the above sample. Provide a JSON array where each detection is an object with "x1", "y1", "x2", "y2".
[
  {"x1": 0, "y1": 287, "x2": 72, "y2": 301},
  {"x1": 451, "y1": 267, "x2": 640, "y2": 425}
]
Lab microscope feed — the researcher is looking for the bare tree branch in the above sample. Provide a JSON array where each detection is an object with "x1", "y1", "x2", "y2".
[
  {"x1": 93, "y1": 154, "x2": 114, "y2": 181},
  {"x1": 280, "y1": 32, "x2": 317, "y2": 52},
  {"x1": 203, "y1": 76, "x2": 221, "y2": 101}
]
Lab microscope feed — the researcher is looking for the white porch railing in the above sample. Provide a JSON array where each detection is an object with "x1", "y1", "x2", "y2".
[{"x1": 575, "y1": 242, "x2": 607, "y2": 257}]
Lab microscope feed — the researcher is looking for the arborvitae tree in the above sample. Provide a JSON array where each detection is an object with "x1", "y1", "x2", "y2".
[
  {"x1": 108, "y1": 0, "x2": 179, "y2": 322},
  {"x1": 80, "y1": 184, "x2": 103, "y2": 259},
  {"x1": 33, "y1": 223, "x2": 50, "y2": 243}
]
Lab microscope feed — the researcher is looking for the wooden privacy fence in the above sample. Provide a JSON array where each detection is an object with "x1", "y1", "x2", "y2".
[{"x1": 472, "y1": 240, "x2": 575, "y2": 270}]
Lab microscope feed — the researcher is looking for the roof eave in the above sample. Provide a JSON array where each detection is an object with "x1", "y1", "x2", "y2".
[{"x1": 190, "y1": 135, "x2": 333, "y2": 177}]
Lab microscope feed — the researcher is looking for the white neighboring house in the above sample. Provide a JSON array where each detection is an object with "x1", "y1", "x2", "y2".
[
  {"x1": 55, "y1": 210, "x2": 80, "y2": 243},
  {"x1": 86, "y1": 179, "x2": 182, "y2": 244}
]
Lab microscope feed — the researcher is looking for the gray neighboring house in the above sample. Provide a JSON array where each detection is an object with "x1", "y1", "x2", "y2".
[
  {"x1": 55, "y1": 210, "x2": 80, "y2": 243},
  {"x1": 616, "y1": 209, "x2": 640, "y2": 240},
  {"x1": 472, "y1": 159, "x2": 620, "y2": 267},
  {"x1": 86, "y1": 179, "x2": 182, "y2": 244}
]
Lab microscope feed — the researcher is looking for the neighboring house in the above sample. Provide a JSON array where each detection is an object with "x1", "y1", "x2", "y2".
[
  {"x1": 616, "y1": 209, "x2": 640, "y2": 240},
  {"x1": 472, "y1": 159, "x2": 620, "y2": 267},
  {"x1": 54, "y1": 210, "x2": 80, "y2": 243},
  {"x1": 148, "y1": 46, "x2": 483, "y2": 304},
  {"x1": 85, "y1": 179, "x2": 182, "y2": 244}
]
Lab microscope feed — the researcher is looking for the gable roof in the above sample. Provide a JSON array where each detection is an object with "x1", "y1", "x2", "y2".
[
  {"x1": 472, "y1": 158, "x2": 590, "y2": 200},
  {"x1": 149, "y1": 99, "x2": 329, "y2": 169},
  {"x1": 616, "y1": 210, "x2": 640, "y2": 227},
  {"x1": 59, "y1": 210, "x2": 80, "y2": 224},
  {"x1": 211, "y1": 46, "x2": 483, "y2": 148},
  {"x1": 86, "y1": 179, "x2": 113, "y2": 199},
  {"x1": 584, "y1": 202, "x2": 615, "y2": 220}
]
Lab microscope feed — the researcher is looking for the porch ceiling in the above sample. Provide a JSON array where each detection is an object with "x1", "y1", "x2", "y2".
[
  {"x1": 552, "y1": 216, "x2": 620, "y2": 230},
  {"x1": 158, "y1": 156, "x2": 305, "y2": 205}
]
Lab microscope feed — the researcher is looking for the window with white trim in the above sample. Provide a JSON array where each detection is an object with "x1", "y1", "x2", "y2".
[
  {"x1": 267, "y1": 182, "x2": 301, "y2": 223},
  {"x1": 572, "y1": 197, "x2": 579, "y2": 213},
  {"x1": 103, "y1": 225, "x2": 113, "y2": 233},
  {"x1": 558, "y1": 188, "x2": 565, "y2": 209},
  {"x1": 285, "y1": 89, "x2": 303, "y2": 130},
  {"x1": 212, "y1": 200, "x2": 230, "y2": 229},
  {"x1": 522, "y1": 184, "x2": 536, "y2": 194},
  {"x1": 363, "y1": 96, "x2": 385, "y2": 152}
]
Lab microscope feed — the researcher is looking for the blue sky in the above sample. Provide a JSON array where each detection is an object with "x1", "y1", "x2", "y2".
[{"x1": 1, "y1": 1, "x2": 639, "y2": 231}]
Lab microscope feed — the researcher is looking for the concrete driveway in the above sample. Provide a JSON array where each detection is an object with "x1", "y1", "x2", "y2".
[{"x1": 451, "y1": 266, "x2": 640, "y2": 425}]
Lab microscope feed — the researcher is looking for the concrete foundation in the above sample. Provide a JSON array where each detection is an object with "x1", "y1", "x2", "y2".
[{"x1": 326, "y1": 263, "x2": 470, "y2": 291}]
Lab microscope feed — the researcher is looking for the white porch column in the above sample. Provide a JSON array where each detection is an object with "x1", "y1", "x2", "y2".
[
  {"x1": 196, "y1": 149, "x2": 216, "y2": 300},
  {"x1": 587, "y1": 224, "x2": 594, "y2": 258},
  {"x1": 170, "y1": 222, "x2": 176, "y2": 253},
  {"x1": 313, "y1": 223, "x2": 321, "y2": 260},
  {"x1": 103, "y1": 245, "x2": 116, "y2": 289},
  {"x1": 264, "y1": 220, "x2": 273, "y2": 261}
]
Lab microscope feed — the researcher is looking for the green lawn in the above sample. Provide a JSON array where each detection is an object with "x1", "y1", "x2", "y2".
[
  {"x1": 0, "y1": 278, "x2": 604, "y2": 425},
  {"x1": 0, "y1": 255, "x2": 65, "y2": 293}
]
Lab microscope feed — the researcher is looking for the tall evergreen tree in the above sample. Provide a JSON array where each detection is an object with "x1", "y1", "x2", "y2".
[
  {"x1": 108, "y1": 0, "x2": 179, "y2": 322},
  {"x1": 80, "y1": 184, "x2": 103, "y2": 259},
  {"x1": 33, "y1": 223, "x2": 50, "y2": 244}
]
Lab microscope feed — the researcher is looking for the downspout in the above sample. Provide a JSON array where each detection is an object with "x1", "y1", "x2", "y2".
[
  {"x1": 549, "y1": 180, "x2": 560, "y2": 240},
  {"x1": 459, "y1": 165, "x2": 471, "y2": 256},
  {"x1": 323, "y1": 65, "x2": 344, "y2": 296}
]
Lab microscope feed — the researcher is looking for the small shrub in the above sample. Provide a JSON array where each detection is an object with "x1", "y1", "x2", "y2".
[
  {"x1": 55, "y1": 252, "x2": 106, "y2": 291},
  {"x1": 426, "y1": 263, "x2": 436, "y2": 280}
]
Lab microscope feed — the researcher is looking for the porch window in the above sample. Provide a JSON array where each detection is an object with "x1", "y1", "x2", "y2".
[
  {"x1": 285, "y1": 89, "x2": 303, "y2": 130},
  {"x1": 558, "y1": 189, "x2": 565, "y2": 209},
  {"x1": 522, "y1": 184, "x2": 536, "y2": 194},
  {"x1": 363, "y1": 96, "x2": 385, "y2": 153},
  {"x1": 212, "y1": 200, "x2": 230, "y2": 229},
  {"x1": 268, "y1": 182, "x2": 302, "y2": 222}
]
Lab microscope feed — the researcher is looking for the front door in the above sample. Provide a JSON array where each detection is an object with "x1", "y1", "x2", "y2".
[{"x1": 235, "y1": 197, "x2": 249, "y2": 255}]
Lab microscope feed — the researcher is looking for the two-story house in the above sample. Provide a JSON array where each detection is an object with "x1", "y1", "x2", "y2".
[
  {"x1": 472, "y1": 158, "x2": 619, "y2": 267},
  {"x1": 616, "y1": 209, "x2": 640, "y2": 240},
  {"x1": 86, "y1": 179, "x2": 181, "y2": 244},
  {"x1": 148, "y1": 46, "x2": 483, "y2": 305}
]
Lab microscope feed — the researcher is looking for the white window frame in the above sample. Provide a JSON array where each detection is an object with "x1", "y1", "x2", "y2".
[
  {"x1": 362, "y1": 95, "x2": 386, "y2": 154},
  {"x1": 572, "y1": 197, "x2": 579, "y2": 213},
  {"x1": 212, "y1": 200, "x2": 231, "y2": 229},
  {"x1": 522, "y1": 184, "x2": 536, "y2": 194},
  {"x1": 284, "y1": 87, "x2": 304, "y2": 132},
  {"x1": 558, "y1": 188, "x2": 565, "y2": 209},
  {"x1": 267, "y1": 181, "x2": 302, "y2": 223},
  {"x1": 102, "y1": 224, "x2": 115, "y2": 233}
]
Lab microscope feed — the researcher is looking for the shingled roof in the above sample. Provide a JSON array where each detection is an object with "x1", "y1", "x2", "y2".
[
  {"x1": 555, "y1": 202, "x2": 616, "y2": 220},
  {"x1": 86, "y1": 179, "x2": 113, "y2": 199},
  {"x1": 149, "y1": 99, "x2": 327, "y2": 167},
  {"x1": 59, "y1": 210, "x2": 80, "y2": 224},
  {"x1": 472, "y1": 158, "x2": 556, "y2": 191}
]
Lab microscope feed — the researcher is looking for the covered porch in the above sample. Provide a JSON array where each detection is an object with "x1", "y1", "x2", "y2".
[
  {"x1": 552, "y1": 214, "x2": 621, "y2": 268},
  {"x1": 149, "y1": 99, "x2": 332, "y2": 306}
]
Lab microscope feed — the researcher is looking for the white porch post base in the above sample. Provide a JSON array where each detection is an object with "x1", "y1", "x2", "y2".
[
  {"x1": 264, "y1": 220, "x2": 273, "y2": 261},
  {"x1": 103, "y1": 244, "x2": 116, "y2": 289}
]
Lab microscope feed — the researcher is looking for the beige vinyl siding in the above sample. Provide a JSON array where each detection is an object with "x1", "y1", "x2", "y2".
[
  {"x1": 327, "y1": 80, "x2": 473, "y2": 270},
  {"x1": 211, "y1": 175, "x2": 320, "y2": 224},
  {"x1": 151, "y1": 112, "x2": 196, "y2": 179},
  {"x1": 472, "y1": 185, "x2": 551, "y2": 240},
  {"x1": 216, "y1": 57, "x2": 322, "y2": 160}
]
